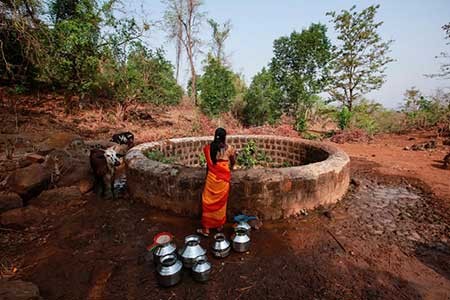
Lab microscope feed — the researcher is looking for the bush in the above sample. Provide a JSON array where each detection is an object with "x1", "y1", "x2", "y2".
[
  {"x1": 145, "y1": 150, "x2": 176, "y2": 164},
  {"x1": 337, "y1": 106, "x2": 352, "y2": 130},
  {"x1": 243, "y1": 67, "x2": 282, "y2": 126},
  {"x1": 198, "y1": 56, "x2": 236, "y2": 117},
  {"x1": 236, "y1": 140, "x2": 271, "y2": 168},
  {"x1": 99, "y1": 45, "x2": 182, "y2": 105}
]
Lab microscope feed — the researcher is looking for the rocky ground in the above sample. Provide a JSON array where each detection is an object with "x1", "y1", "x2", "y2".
[{"x1": 1, "y1": 91, "x2": 450, "y2": 299}]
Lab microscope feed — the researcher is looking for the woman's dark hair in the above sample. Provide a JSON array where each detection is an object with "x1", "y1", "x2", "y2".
[{"x1": 210, "y1": 127, "x2": 227, "y2": 164}]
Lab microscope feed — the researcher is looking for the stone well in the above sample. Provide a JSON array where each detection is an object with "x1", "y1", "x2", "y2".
[{"x1": 125, "y1": 135, "x2": 350, "y2": 220}]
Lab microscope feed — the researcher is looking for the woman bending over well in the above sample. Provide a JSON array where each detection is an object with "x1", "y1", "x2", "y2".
[{"x1": 197, "y1": 128, "x2": 236, "y2": 237}]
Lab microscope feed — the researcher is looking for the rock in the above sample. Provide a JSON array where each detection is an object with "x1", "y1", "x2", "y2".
[
  {"x1": 443, "y1": 153, "x2": 450, "y2": 169},
  {"x1": 56, "y1": 159, "x2": 92, "y2": 188},
  {"x1": 0, "y1": 192, "x2": 23, "y2": 213},
  {"x1": 0, "y1": 206, "x2": 46, "y2": 228},
  {"x1": 78, "y1": 177, "x2": 94, "y2": 194},
  {"x1": 248, "y1": 218, "x2": 263, "y2": 230},
  {"x1": 7, "y1": 164, "x2": 51, "y2": 200},
  {"x1": 25, "y1": 153, "x2": 46, "y2": 164},
  {"x1": 29, "y1": 186, "x2": 83, "y2": 208},
  {"x1": 410, "y1": 140, "x2": 437, "y2": 151},
  {"x1": 36, "y1": 132, "x2": 80, "y2": 154},
  {"x1": 0, "y1": 279, "x2": 42, "y2": 300}
]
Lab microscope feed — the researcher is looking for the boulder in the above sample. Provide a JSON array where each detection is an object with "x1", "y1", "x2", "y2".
[
  {"x1": 0, "y1": 192, "x2": 23, "y2": 213},
  {"x1": 0, "y1": 206, "x2": 46, "y2": 228},
  {"x1": 25, "y1": 153, "x2": 46, "y2": 164},
  {"x1": 36, "y1": 132, "x2": 80, "y2": 154},
  {"x1": 56, "y1": 159, "x2": 92, "y2": 188},
  {"x1": 0, "y1": 279, "x2": 42, "y2": 300},
  {"x1": 7, "y1": 164, "x2": 51, "y2": 200},
  {"x1": 78, "y1": 177, "x2": 94, "y2": 194},
  {"x1": 29, "y1": 186, "x2": 83, "y2": 208}
]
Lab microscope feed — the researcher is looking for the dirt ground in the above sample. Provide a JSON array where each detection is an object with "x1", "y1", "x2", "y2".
[{"x1": 1, "y1": 92, "x2": 450, "y2": 299}]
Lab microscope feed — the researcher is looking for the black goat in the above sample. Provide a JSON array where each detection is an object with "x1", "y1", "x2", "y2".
[{"x1": 111, "y1": 132, "x2": 134, "y2": 147}]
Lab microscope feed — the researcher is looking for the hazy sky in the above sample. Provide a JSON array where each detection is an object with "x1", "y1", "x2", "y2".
[{"x1": 135, "y1": 0, "x2": 450, "y2": 108}]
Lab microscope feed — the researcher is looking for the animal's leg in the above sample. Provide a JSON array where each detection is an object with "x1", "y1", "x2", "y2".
[
  {"x1": 111, "y1": 170, "x2": 116, "y2": 200},
  {"x1": 103, "y1": 173, "x2": 112, "y2": 199}
]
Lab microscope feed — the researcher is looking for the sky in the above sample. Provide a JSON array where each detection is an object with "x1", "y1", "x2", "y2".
[{"x1": 130, "y1": 0, "x2": 450, "y2": 108}]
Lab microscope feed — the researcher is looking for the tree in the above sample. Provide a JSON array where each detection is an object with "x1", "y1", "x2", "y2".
[
  {"x1": 243, "y1": 67, "x2": 282, "y2": 126},
  {"x1": 163, "y1": 0, "x2": 204, "y2": 105},
  {"x1": 0, "y1": 0, "x2": 46, "y2": 82},
  {"x1": 270, "y1": 23, "x2": 331, "y2": 130},
  {"x1": 327, "y1": 5, "x2": 394, "y2": 112},
  {"x1": 198, "y1": 56, "x2": 236, "y2": 117},
  {"x1": 207, "y1": 18, "x2": 231, "y2": 64},
  {"x1": 427, "y1": 22, "x2": 450, "y2": 80}
]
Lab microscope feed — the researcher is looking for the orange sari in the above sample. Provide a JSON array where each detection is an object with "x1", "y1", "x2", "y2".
[{"x1": 201, "y1": 144, "x2": 231, "y2": 229}]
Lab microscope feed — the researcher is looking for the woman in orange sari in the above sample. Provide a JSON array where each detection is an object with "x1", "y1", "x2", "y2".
[{"x1": 197, "y1": 128, "x2": 235, "y2": 237}]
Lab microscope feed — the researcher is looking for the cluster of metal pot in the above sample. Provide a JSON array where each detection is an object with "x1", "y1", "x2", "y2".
[{"x1": 151, "y1": 222, "x2": 251, "y2": 287}]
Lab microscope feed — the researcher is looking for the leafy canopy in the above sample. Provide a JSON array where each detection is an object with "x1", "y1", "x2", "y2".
[
  {"x1": 327, "y1": 5, "x2": 394, "y2": 111},
  {"x1": 243, "y1": 67, "x2": 282, "y2": 126},
  {"x1": 198, "y1": 56, "x2": 236, "y2": 117}
]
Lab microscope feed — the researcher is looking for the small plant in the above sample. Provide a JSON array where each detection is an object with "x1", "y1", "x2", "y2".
[
  {"x1": 198, "y1": 153, "x2": 206, "y2": 167},
  {"x1": 237, "y1": 140, "x2": 271, "y2": 168},
  {"x1": 302, "y1": 132, "x2": 320, "y2": 140},
  {"x1": 294, "y1": 116, "x2": 308, "y2": 133},
  {"x1": 145, "y1": 149, "x2": 176, "y2": 164},
  {"x1": 282, "y1": 161, "x2": 292, "y2": 168},
  {"x1": 337, "y1": 107, "x2": 352, "y2": 130}
]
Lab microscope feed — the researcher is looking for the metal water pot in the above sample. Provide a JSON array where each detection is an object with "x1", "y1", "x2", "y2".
[
  {"x1": 191, "y1": 255, "x2": 212, "y2": 282},
  {"x1": 231, "y1": 228, "x2": 251, "y2": 253},
  {"x1": 235, "y1": 221, "x2": 251, "y2": 235},
  {"x1": 156, "y1": 254, "x2": 183, "y2": 287},
  {"x1": 153, "y1": 242, "x2": 177, "y2": 266},
  {"x1": 211, "y1": 233, "x2": 231, "y2": 258},
  {"x1": 178, "y1": 235, "x2": 206, "y2": 268}
]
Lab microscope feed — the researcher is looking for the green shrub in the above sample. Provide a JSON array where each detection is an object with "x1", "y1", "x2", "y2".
[
  {"x1": 199, "y1": 153, "x2": 206, "y2": 167},
  {"x1": 99, "y1": 45, "x2": 182, "y2": 105},
  {"x1": 337, "y1": 106, "x2": 352, "y2": 130},
  {"x1": 145, "y1": 150, "x2": 176, "y2": 164},
  {"x1": 236, "y1": 140, "x2": 271, "y2": 168},
  {"x1": 198, "y1": 56, "x2": 236, "y2": 117},
  {"x1": 243, "y1": 67, "x2": 282, "y2": 126}
]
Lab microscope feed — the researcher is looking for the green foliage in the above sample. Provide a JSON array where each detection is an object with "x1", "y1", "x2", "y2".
[
  {"x1": 46, "y1": 0, "x2": 101, "y2": 93},
  {"x1": 145, "y1": 149, "x2": 176, "y2": 164},
  {"x1": 337, "y1": 106, "x2": 352, "y2": 130},
  {"x1": 294, "y1": 116, "x2": 308, "y2": 133},
  {"x1": 401, "y1": 88, "x2": 450, "y2": 129},
  {"x1": 230, "y1": 72, "x2": 248, "y2": 121},
  {"x1": 302, "y1": 132, "x2": 320, "y2": 140},
  {"x1": 243, "y1": 67, "x2": 282, "y2": 126},
  {"x1": 198, "y1": 153, "x2": 206, "y2": 167},
  {"x1": 99, "y1": 45, "x2": 182, "y2": 105},
  {"x1": 198, "y1": 56, "x2": 236, "y2": 117},
  {"x1": 427, "y1": 22, "x2": 450, "y2": 79},
  {"x1": 207, "y1": 18, "x2": 231, "y2": 64},
  {"x1": 327, "y1": 5, "x2": 394, "y2": 111},
  {"x1": 236, "y1": 140, "x2": 271, "y2": 168},
  {"x1": 1, "y1": 0, "x2": 182, "y2": 106},
  {"x1": 271, "y1": 23, "x2": 332, "y2": 130}
]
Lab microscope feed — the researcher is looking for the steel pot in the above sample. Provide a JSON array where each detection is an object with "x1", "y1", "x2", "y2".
[
  {"x1": 178, "y1": 235, "x2": 206, "y2": 268},
  {"x1": 191, "y1": 255, "x2": 212, "y2": 282},
  {"x1": 212, "y1": 233, "x2": 231, "y2": 258},
  {"x1": 231, "y1": 228, "x2": 251, "y2": 253},
  {"x1": 152, "y1": 242, "x2": 177, "y2": 266},
  {"x1": 235, "y1": 221, "x2": 251, "y2": 235},
  {"x1": 156, "y1": 254, "x2": 183, "y2": 287}
]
